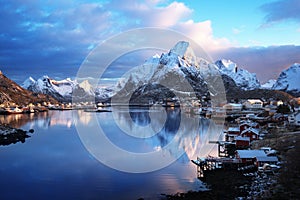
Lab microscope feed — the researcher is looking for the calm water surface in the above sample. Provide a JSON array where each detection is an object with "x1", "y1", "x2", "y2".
[{"x1": 0, "y1": 108, "x2": 223, "y2": 200}]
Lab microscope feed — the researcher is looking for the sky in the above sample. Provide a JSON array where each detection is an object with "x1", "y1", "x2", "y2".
[{"x1": 0, "y1": 0, "x2": 300, "y2": 84}]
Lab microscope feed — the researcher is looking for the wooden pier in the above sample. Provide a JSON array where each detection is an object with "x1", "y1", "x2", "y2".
[{"x1": 191, "y1": 157, "x2": 240, "y2": 179}]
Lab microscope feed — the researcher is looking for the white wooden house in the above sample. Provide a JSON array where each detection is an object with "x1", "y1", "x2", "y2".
[{"x1": 243, "y1": 99, "x2": 263, "y2": 109}]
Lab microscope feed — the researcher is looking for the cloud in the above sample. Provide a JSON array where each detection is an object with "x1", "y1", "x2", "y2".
[
  {"x1": 108, "y1": 1, "x2": 192, "y2": 27},
  {"x1": 173, "y1": 20, "x2": 232, "y2": 51},
  {"x1": 260, "y1": 0, "x2": 300, "y2": 25},
  {"x1": 212, "y1": 45, "x2": 300, "y2": 83},
  {"x1": 0, "y1": 0, "x2": 233, "y2": 84},
  {"x1": 4, "y1": 0, "x2": 299, "y2": 88}
]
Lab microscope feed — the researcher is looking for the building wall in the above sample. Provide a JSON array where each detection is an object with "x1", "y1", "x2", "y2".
[{"x1": 241, "y1": 132, "x2": 258, "y2": 141}]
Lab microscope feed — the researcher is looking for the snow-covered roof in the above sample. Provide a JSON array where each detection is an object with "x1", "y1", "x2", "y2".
[
  {"x1": 240, "y1": 121, "x2": 259, "y2": 127},
  {"x1": 236, "y1": 150, "x2": 266, "y2": 158},
  {"x1": 228, "y1": 127, "x2": 240, "y2": 132},
  {"x1": 224, "y1": 103, "x2": 243, "y2": 107},
  {"x1": 255, "y1": 156, "x2": 278, "y2": 162},
  {"x1": 241, "y1": 127, "x2": 260, "y2": 135},
  {"x1": 245, "y1": 99, "x2": 263, "y2": 104},
  {"x1": 294, "y1": 111, "x2": 300, "y2": 117},
  {"x1": 235, "y1": 136, "x2": 250, "y2": 141}
]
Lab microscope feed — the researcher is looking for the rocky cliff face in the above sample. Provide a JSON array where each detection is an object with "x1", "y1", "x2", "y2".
[
  {"x1": 0, "y1": 71, "x2": 58, "y2": 105},
  {"x1": 215, "y1": 59, "x2": 261, "y2": 90},
  {"x1": 113, "y1": 41, "x2": 239, "y2": 103}
]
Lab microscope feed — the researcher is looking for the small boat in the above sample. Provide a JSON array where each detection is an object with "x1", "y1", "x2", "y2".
[{"x1": 84, "y1": 107, "x2": 112, "y2": 113}]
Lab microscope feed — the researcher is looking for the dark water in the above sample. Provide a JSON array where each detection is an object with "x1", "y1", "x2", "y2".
[{"x1": 0, "y1": 108, "x2": 223, "y2": 200}]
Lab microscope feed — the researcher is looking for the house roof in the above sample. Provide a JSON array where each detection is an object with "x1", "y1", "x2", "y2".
[
  {"x1": 224, "y1": 103, "x2": 243, "y2": 107},
  {"x1": 228, "y1": 127, "x2": 240, "y2": 132},
  {"x1": 245, "y1": 99, "x2": 263, "y2": 104},
  {"x1": 240, "y1": 121, "x2": 259, "y2": 127},
  {"x1": 256, "y1": 156, "x2": 278, "y2": 162},
  {"x1": 241, "y1": 127, "x2": 260, "y2": 135},
  {"x1": 235, "y1": 136, "x2": 250, "y2": 141},
  {"x1": 236, "y1": 150, "x2": 266, "y2": 158}
]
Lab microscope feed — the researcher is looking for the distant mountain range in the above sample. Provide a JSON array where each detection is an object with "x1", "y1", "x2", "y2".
[
  {"x1": 5, "y1": 41, "x2": 299, "y2": 104},
  {"x1": 21, "y1": 75, "x2": 114, "y2": 102},
  {"x1": 0, "y1": 71, "x2": 58, "y2": 105}
]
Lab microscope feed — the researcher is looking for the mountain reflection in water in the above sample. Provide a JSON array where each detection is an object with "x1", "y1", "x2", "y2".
[
  {"x1": 0, "y1": 108, "x2": 224, "y2": 199},
  {"x1": 107, "y1": 106, "x2": 223, "y2": 159}
]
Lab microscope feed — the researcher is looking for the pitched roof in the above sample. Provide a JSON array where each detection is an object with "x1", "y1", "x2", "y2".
[
  {"x1": 255, "y1": 156, "x2": 278, "y2": 162},
  {"x1": 235, "y1": 136, "x2": 250, "y2": 141},
  {"x1": 228, "y1": 127, "x2": 240, "y2": 132},
  {"x1": 241, "y1": 127, "x2": 260, "y2": 135},
  {"x1": 236, "y1": 150, "x2": 266, "y2": 158},
  {"x1": 240, "y1": 121, "x2": 259, "y2": 127}
]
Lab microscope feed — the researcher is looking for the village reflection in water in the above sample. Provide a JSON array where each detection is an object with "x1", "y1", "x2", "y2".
[
  {"x1": 0, "y1": 107, "x2": 224, "y2": 199},
  {"x1": 0, "y1": 110, "x2": 91, "y2": 129},
  {"x1": 0, "y1": 107, "x2": 223, "y2": 160}
]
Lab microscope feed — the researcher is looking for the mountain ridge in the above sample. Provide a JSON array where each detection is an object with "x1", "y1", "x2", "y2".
[
  {"x1": 0, "y1": 71, "x2": 58, "y2": 105},
  {"x1": 19, "y1": 42, "x2": 300, "y2": 102}
]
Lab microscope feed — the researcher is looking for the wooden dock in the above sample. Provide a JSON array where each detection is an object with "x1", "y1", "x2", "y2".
[{"x1": 191, "y1": 157, "x2": 240, "y2": 179}]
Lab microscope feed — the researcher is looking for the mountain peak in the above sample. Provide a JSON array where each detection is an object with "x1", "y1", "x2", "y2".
[
  {"x1": 170, "y1": 41, "x2": 189, "y2": 57},
  {"x1": 215, "y1": 59, "x2": 260, "y2": 90},
  {"x1": 272, "y1": 63, "x2": 300, "y2": 96},
  {"x1": 217, "y1": 59, "x2": 237, "y2": 72},
  {"x1": 261, "y1": 79, "x2": 276, "y2": 89},
  {"x1": 0, "y1": 71, "x2": 57, "y2": 105}
]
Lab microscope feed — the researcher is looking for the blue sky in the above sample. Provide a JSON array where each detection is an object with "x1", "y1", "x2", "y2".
[{"x1": 0, "y1": 0, "x2": 299, "y2": 84}]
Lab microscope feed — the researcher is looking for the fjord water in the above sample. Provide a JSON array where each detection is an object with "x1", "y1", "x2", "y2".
[{"x1": 0, "y1": 108, "x2": 222, "y2": 200}]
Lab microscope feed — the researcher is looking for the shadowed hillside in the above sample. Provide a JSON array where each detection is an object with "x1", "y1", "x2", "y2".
[{"x1": 0, "y1": 71, "x2": 58, "y2": 105}]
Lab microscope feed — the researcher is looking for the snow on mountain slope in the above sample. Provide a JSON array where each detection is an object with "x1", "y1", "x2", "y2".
[
  {"x1": 114, "y1": 41, "x2": 234, "y2": 102},
  {"x1": 272, "y1": 63, "x2": 300, "y2": 94},
  {"x1": 22, "y1": 76, "x2": 97, "y2": 101},
  {"x1": 22, "y1": 76, "x2": 36, "y2": 89},
  {"x1": 24, "y1": 75, "x2": 76, "y2": 97},
  {"x1": 79, "y1": 80, "x2": 94, "y2": 95},
  {"x1": 261, "y1": 79, "x2": 276, "y2": 89},
  {"x1": 215, "y1": 59, "x2": 260, "y2": 90},
  {"x1": 116, "y1": 41, "x2": 198, "y2": 89}
]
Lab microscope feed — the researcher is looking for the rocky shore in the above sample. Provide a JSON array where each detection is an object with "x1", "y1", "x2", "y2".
[
  {"x1": 0, "y1": 124, "x2": 34, "y2": 146},
  {"x1": 164, "y1": 128, "x2": 300, "y2": 200}
]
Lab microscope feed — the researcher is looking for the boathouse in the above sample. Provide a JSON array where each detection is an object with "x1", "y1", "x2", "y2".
[
  {"x1": 254, "y1": 156, "x2": 279, "y2": 167},
  {"x1": 236, "y1": 150, "x2": 266, "y2": 164}
]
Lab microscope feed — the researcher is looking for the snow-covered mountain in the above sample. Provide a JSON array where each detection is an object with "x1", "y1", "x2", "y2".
[
  {"x1": 272, "y1": 63, "x2": 300, "y2": 96},
  {"x1": 261, "y1": 79, "x2": 276, "y2": 89},
  {"x1": 215, "y1": 59, "x2": 260, "y2": 90},
  {"x1": 22, "y1": 76, "x2": 116, "y2": 102},
  {"x1": 22, "y1": 76, "x2": 96, "y2": 102},
  {"x1": 0, "y1": 71, "x2": 58, "y2": 105},
  {"x1": 21, "y1": 42, "x2": 300, "y2": 103},
  {"x1": 114, "y1": 41, "x2": 239, "y2": 103}
]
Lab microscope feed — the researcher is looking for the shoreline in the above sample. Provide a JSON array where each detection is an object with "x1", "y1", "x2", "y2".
[
  {"x1": 0, "y1": 124, "x2": 33, "y2": 146},
  {"x1": 165, "y1": 128, "x2": 300, "y2": 200}
]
